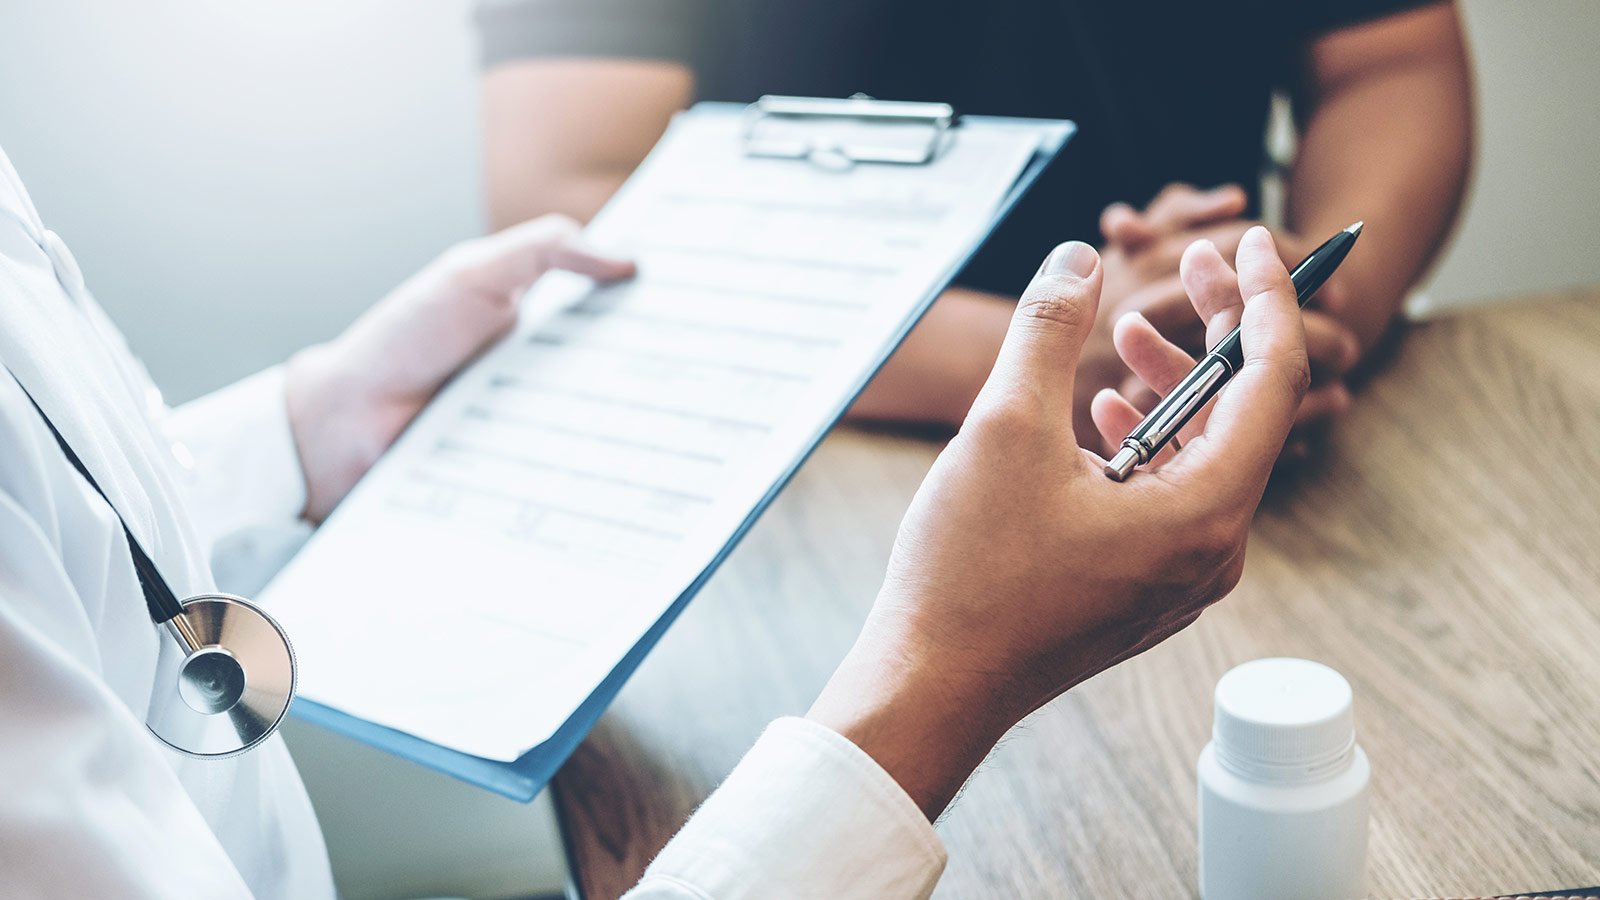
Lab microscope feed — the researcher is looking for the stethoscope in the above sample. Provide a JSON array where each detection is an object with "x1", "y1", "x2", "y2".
[{"x1": 2, "y1": 205, "x2": 296, "y2": 759}]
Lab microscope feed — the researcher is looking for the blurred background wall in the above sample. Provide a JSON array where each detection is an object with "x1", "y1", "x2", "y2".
[
  {"x1": 0, "y1": 0, "x2": 482, "y2": 402},
  {"x1": 1416, "y1": 2, "x2": 1600, "y2": 316},
  {"x1": 1, "y1": 0, "x2": 1596, "y2": 404}
]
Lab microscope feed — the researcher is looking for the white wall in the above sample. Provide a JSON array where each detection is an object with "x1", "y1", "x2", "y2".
[
  {"x1": 0, "y1": 0, "x2": 481, "y2": 402},
  {"x1": 1418, "y1": 1, "x2": 1600, "y2": 312},
  {"x1": 1, "y1": 1, "x2": 1595, "y2": 388}
]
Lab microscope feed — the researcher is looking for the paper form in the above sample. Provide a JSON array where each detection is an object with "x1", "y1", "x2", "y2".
[{"x1": 260, "y1": 110, "x2": 1043, "y2": 761}]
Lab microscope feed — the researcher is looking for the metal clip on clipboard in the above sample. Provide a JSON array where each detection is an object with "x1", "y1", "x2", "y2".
[{"x1": 742, "y1": 94, "x2": 955, "y2": 171}]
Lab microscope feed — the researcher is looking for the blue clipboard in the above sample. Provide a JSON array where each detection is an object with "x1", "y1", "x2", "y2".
[{"x1": 291, "y1": 104, "x2": 1075, "y2": 802}]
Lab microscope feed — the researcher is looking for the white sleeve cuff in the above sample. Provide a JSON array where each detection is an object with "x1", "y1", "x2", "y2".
[
  {"x1": 630, "y1": 716, "x2": 946, "y2": 900},
  {"x1": 164, "y1": 366, "x2": 307, "y2": 548}
]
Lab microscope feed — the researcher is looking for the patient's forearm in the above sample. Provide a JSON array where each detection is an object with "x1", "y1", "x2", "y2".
[
  {"x1": 846, "y1": 287, "x2": 1013, "y2": 428},
  {"x1": 1289, "y1": 3, "x2": 1473, "y2": 351},
  {"x1": 482, "y1": 59, "x2": 691, "y2": 229}
]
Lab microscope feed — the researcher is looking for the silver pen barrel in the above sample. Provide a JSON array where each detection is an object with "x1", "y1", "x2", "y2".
[{"x1": 1103, "y1": 352, "x2": 1235, "y2": 482}]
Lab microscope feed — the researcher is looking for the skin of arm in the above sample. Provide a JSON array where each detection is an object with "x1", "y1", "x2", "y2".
[
  {"x1": 808, "y1": 232, "x2": 1311, "y2": 817},
  {"x1": 841, "y1": 286, "x2": 1012, "y2": 427},
  {"x1": 1286, "y1": 0, "x2": 1474, "y2": 352},
  {"x1": 482, "y1": 59, "x2": 692, "y2": 229}
]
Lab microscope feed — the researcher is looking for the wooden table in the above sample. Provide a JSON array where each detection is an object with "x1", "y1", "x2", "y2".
[{"x1": 553, "y1": 289, "x2": 1600, "y2": 899}]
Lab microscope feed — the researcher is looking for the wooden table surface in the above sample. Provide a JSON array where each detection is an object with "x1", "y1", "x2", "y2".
[{"x1": 553, "y1": 289, "x2": 1600, "y2": 899}]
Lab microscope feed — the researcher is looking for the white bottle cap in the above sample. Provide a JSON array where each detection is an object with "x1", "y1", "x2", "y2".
[{"x1": 1213, "y1": 658, "x2": 1355, "y2": 783}]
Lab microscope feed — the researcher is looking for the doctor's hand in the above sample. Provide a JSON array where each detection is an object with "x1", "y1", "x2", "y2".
[
  {"x1": 284, "y1": 215, "x2": 634, "y2": 522},
  {"x1": 807, "y1": 229, "x2": 1309, "y2": 819}
]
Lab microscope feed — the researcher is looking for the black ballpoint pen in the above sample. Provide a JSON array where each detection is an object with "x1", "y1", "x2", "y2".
[{"x1": 1103, "y1": 221, "x2": 1363, "y2": 481}]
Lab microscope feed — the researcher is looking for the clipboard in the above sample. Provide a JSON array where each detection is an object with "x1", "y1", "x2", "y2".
[{"x1": 286, "y1": 96, "x2": 1075, "y2": 802}]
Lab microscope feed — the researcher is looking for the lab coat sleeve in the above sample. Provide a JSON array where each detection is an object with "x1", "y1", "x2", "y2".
[
  {"x1": 163, "y1": 366, "x2": 309, "y2": 548},
  {"x1": 624, "y1": 717, "x2": 947, "y2": 899},
  {"x1": 0, "y1": 391, "x2": 256, "y2": 899}
]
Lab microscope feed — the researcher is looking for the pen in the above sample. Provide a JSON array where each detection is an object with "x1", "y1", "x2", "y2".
[{"x1": 1103, "y1": 221, "x2": 1363, "y2": 482}]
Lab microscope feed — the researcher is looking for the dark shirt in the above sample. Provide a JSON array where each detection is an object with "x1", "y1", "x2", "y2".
[{"x1": 478, "y1": 0, "x2": 1434, "y2": 296}]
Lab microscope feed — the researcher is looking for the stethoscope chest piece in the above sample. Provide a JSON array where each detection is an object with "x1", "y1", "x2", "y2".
[
  {"x1": 147, "y1": 594, "x2": 296, "y2": 759},
  {"x1": 3, "y1": 322, "x2": 300, "y2": 762}
]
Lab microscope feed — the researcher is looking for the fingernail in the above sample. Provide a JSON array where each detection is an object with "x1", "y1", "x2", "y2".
[{"x1": 1043, "y1": 241, "x2": 1097, "y2": 278}]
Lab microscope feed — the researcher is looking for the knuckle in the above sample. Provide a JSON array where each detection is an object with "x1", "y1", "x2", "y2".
[
  {"x1": 514, "y1": 214, "x2": 580, "y2": 250},
  {"x1": 1016, "y1": 276, "x2": 1093, "y2": 331},
  {"x1": 1154, "y1": 182, "x2": 1195, "y2": 204},
  {"x1": 1245, "y1": 316, "x2": 1312, "y2": 401},
  {"x1": 1276, "y1": 346, "x2": 1313, "y2": 400}
]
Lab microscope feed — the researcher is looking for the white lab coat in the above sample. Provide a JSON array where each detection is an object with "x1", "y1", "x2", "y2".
[
  {"x1": 0, "y1": 147, "x2": 333, "y2": 899},
  {"x1": 0, "y1": 144, "x2": 945, "y2": 899}
]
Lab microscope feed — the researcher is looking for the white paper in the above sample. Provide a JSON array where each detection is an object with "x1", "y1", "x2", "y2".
[{"x1": 260, "y1": 110, "x2": 1045, "y2": 760}]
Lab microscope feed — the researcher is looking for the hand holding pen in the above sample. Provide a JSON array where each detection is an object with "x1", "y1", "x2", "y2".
[
  {"x1": 814, "y1": 233, "x2": 1312, "y2": 816},
  {"x1": 1098, "y1": 224, "x2": 1361, "y2": 481}
]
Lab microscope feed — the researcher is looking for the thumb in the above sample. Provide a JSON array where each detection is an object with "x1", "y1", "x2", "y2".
[
  {"x1": 449, "y1": 215, "x2": 635, "y2": 297},
  {"x1": 973, "y1": 241, "x2": 1102, "y2": 425}
]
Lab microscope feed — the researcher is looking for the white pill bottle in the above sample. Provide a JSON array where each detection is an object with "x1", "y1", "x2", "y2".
[{"x1": 1198, "y1": 657, "x2": 1370, "y2": 900}]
